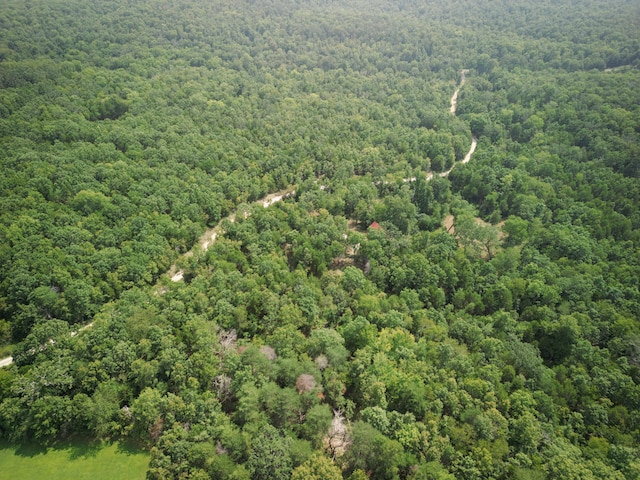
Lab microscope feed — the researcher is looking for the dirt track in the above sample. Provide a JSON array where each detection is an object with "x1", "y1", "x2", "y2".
[
  {"x1": 167, "y1": 189, "x2": 296, "y2": 283},
  {"x1": 450, "y1": 69, "x2": 469, "y2": 114}
]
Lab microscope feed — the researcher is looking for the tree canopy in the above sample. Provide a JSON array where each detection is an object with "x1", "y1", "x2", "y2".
[{"x1": 1, "y1": 0, "x2": 639, "y2": 478}]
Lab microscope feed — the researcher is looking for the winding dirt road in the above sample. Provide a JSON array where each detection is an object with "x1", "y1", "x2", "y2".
[
  {"x1": 0, "y1": 191, "x2": 298, "y2": 367},
  {"x1": 438, "y1": 69, "x2": 476, "y2": 176},
  {"x1": 436, "y1": 134, "x2": 477, "y2": 179},
  {"x1": 450, "y1": 69, "x2": 469, "y2": 114},
  {"x1": 419, "y1": 70, "x2": 477, "y2": 182},
  {"x1": 0, "y1": 322, "x2": 94, "y2": 368},
  {"x1": 1, "y1": 70, "x2": 478, "y2": 368}
]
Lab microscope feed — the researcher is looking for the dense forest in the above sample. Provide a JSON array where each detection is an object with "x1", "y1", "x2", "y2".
[{"x1": 1, "y1": 0, "x2": 639, "y2": 478}]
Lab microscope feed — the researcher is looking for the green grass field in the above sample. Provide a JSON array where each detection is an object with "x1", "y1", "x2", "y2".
[{"x1": 0, "y1": 440, "x2": 149, "y2": 480}]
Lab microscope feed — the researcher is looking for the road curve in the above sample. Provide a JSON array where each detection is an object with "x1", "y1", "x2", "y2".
[
  {"x1": 441, "y1": 70, "x2": 476, "y2": 176},
  {"x1": 400, "y1": 70, "x2": 476, "y2": 184},
  {"x1": 462, "y1": 136, "x2": 478, "y2": 164}
]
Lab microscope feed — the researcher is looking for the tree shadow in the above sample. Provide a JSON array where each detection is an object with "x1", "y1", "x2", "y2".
[
  {"x1": 115, "y1": 438, "x2": 147, "y2": 456},
  {"x1": 2, "y1": 437, "x2": 147, "y2": 461},
  {"x1": 3, "y1": 436, "x2": 102, "y2": 459},
  {"x1": 10, "y1": 441, "x2": 48, "y2": 458},
  {"x1": 64, "y1": 437, "x2": 103, "y2": 460}
]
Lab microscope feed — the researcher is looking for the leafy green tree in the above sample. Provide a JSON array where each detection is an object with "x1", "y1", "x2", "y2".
[
  {"x1": 344, "y1": 421, "x2": 405, "y2": 480},
  {"x1": 130, "y1": 387, "x2": 164, "y2": 442},
  {"x1": 27, "y1": 395, "x2": 74, "y2": 443},
  {"x1": 413, "y1": 462, "x2": 456, "y2": 480},
  {"x1": 291, "y1": 452, "x2": 342, "y2": 480},
  {"x1": 246, "y1": 425, "x2": 292, "y2": 480},
  {"x1": 299, "y1": 404, "x2": 333, "y2": 448}
]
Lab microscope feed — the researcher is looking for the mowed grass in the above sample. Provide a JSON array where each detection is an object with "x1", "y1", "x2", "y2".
[{"x1": 0, "y1": 439, "x2": 149, "y2": 480}]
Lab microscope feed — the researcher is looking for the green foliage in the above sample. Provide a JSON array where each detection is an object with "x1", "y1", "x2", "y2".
[
  {"x1": 0, "y1": 0, "x2": 638, "y2": 479},
  {"x1": 291, "y1": 452, "x2": 342, "y2": 480},
  {"x1": 246, "y1": 425, "x2": 292, "y2": 480},
  {"x1": 344, "y1": 421, "x2": 405, "y2": 480}
]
